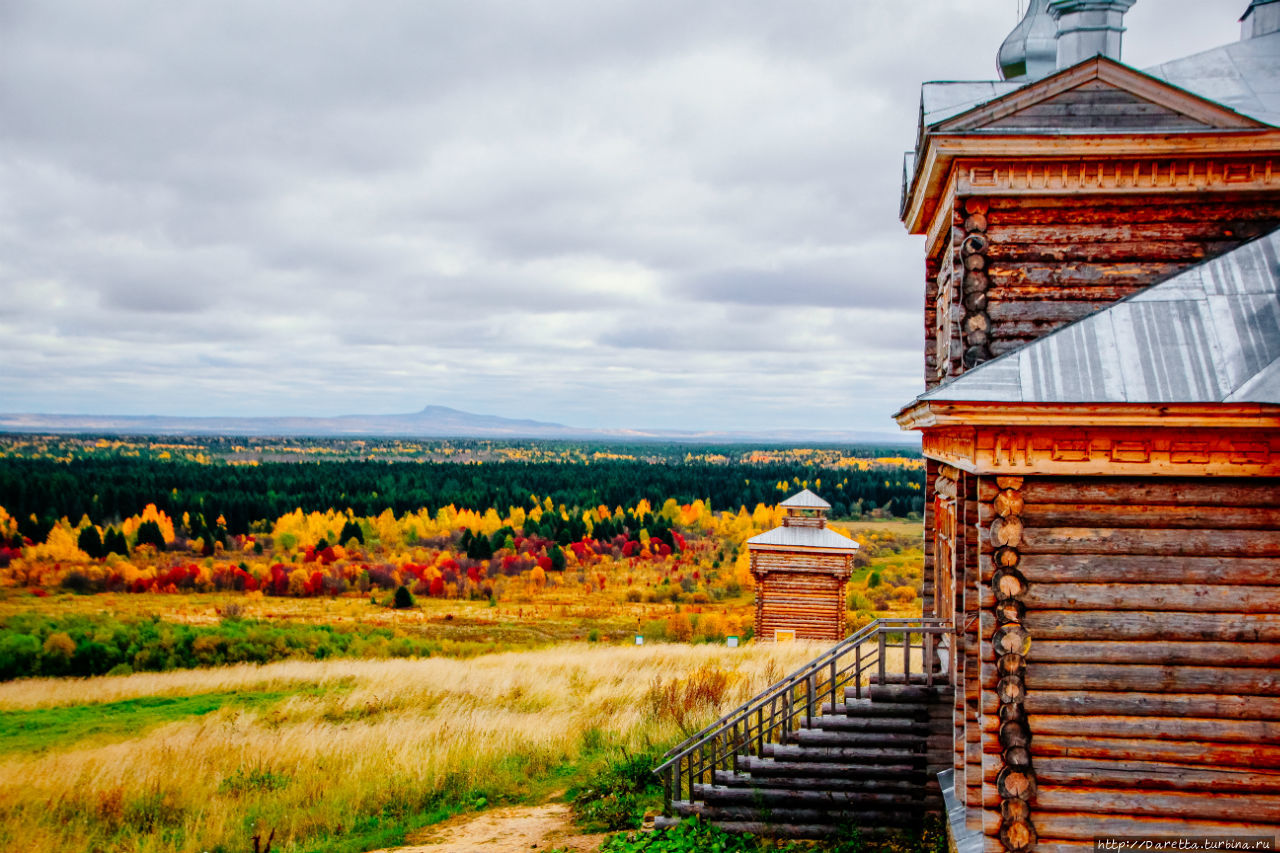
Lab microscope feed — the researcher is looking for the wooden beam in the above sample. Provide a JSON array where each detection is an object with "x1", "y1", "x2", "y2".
[{"x1": 1023, "y1": 610, "x2": 1280, "y2": 642}]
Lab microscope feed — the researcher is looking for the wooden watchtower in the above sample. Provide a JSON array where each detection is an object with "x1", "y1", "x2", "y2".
[{"x1": 747, "y1": 490, "x2": 859, "y2": 642}]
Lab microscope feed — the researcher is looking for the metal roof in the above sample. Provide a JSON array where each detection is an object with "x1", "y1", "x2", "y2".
[
  {"x1": 918, "y1": 30, "x2": 1280, "y2": 132},
  {"x1": 747, "y1": 526, "x2": 859, "y2": 552},
  {"x1": 779, "y1": 489, "x2": 831, "y2": 510},
  {"x1": 998, "y1": 0, "x2": 1059, "y2": 82},
  {"x1": 1145, "y1": 31, "x2": 1280, "y2": 127},
  {"x1": 916, "y1": 226, "x2": 1280, "y2": 406},
  {"x1": 921, "y1": 81, "x2": 1023, "y2": 128}
]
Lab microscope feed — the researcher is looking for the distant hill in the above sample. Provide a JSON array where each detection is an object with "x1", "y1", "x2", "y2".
[{"x1": 0, "y1": 404, "x2": 918, "y2": 445}]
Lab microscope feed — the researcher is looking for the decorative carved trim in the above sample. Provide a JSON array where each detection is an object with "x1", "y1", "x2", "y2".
[
  {"x1": 896, "y1": 400, "x2": 1280, "y2": 430},
  {"x1": 906, "y1": 133, "x2": 1280, "y2": 239},
  {"x1": 955, "y1": 156, "x2": 1279, "y2": 196},
  {"x1": 922, "y1": 427, "x2": 1280, "y2": 476}
]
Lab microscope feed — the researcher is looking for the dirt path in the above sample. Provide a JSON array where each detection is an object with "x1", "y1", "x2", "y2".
[{"x1": 368, "y1": 803, "x2": 609, "y2": 853}]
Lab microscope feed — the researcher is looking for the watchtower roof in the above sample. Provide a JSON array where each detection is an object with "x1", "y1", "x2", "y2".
[
  {"x1": 747, "y1": 526, "x2": 859, "y2": 553},
  {"x1": 779, "y1": 489, "x2": 831, "y2": 510}
]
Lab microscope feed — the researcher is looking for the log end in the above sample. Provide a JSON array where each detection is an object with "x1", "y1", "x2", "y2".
[{"x1": 999, "y1": 817, "x2": 1038, "y2": 853}]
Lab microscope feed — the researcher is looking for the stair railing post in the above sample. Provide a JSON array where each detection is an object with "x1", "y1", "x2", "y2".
[
  {"x1": 780, "y1": 691, "x2": 790, "y2": 744},
  {"x1": 830, "y1": 657, "x2": 838, "y2": 709},
  {"x1": 662, "y1": 766, "x2": 672, "y2": 813},
  {"x1": 925, "y1": 626, "x2": 935, "y2": 688},
  {"x1": 903, "y1": 627, "x2": 911, "y2": 682},
  {"x1": 707, "y1": 735, "x2": 716, "y2": 792},
  {"x1": 878, "y1": 630, "x2": 887, "y2": 687},
  {"x1": 806, "y1": 671, "x2": 815, "y2": 729},
  {"x1": 855, "y1": 642, "x2": 863, "y2": 700}
]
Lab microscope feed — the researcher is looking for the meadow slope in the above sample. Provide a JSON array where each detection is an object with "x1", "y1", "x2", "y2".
[{"x1": 0, "y1": 642, "x2": 822, "y2": 853}]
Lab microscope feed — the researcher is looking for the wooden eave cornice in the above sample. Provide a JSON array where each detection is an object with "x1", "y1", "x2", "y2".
[
  {"x1": 895, "y1": 401, "x2": 1280, "y2": 476},
  {"x1": 895, "y1": 400, "x2": 1280, "y2": 431},
  {"x1": 748, "y1": 543, "x2": 859, "y2": 555},
  {"x1": 904, "y1": 130, "x2": 1280, "y2": 237}
]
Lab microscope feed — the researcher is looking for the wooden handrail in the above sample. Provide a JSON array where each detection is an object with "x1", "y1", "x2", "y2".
[{"x1": 653, "y1": 618, "x2": 952, "y2": 813}]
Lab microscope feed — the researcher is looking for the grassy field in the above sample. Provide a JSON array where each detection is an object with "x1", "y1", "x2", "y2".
[
  {"x1": 828, "y1": 519, "x2": 921, "y2": 538},
  {"x1": 0, "y1": 515, "x2": 925, "y2": 852},
  {"x1": 0, "y1": 642, "x2": 824, "y2": 853}
]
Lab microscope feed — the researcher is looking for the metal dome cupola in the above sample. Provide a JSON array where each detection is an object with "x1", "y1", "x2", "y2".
[{"x1": 997, "y1": 0, "x2": 1059, "y2": 82}]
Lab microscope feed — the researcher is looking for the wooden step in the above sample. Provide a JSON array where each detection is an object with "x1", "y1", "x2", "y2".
[
  {"x1": 825, "y1": 699, "x2": 934, "y2": 717},
  {"x1": 761, "y1": 743, "x2": 927, "y2": 765},
  {"x1": 869, "y1": 685, "x2": 951, "y2": 703},
  {"x1": 808, "y1": 714, "x2": 932, "y2": 733},
  {"x1": 708, "y1": 820, "x2": 897, "y2": 839},
  {"x1": 656, "y1": 813, "x2": 899, "y2": 839},
  {"x1": 692, "y1": 783, "x2": 929, "y2": 810},
  {"x1": 736, "y1": 756, "x2": 928, "y2": 781},
  {"x1": 711, "y1": 771, "x2": 922, "y2": 793},
  {"x1": 869, "y1": 672, "x2": 946, "y2": 686},
  {"x1": 673, "y1": 801, "x2": 930, "y2": 828},
  {"x1": 791, "y1": 729, "x2": 928, "y2": 750}
]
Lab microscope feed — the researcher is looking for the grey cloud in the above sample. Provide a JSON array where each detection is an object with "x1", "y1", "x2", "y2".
[{"x1": 0, "y1": 0, "x2": 1241, "y2": 432}]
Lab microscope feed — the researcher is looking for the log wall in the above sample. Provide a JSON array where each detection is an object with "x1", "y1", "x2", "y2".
[
  {"x1": 972, "y1": 476, "x2": 1280, "y2": 849},
  {"x1": 751, "y1": 551, "x2": 851, "y2": 642},
  {"x1": 928, "y1": 193, "x2": 1280, "y2": 381}
]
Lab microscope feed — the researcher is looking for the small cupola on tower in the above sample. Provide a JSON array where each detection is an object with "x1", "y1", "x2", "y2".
[
  {"x1": 1049, "y1": 0, "x2": 1136, "y2": 69},
  {"x1": 1242, "y1": 0, "x2": 1280, "y2": 39},
  {"x1": 780, "y1": 488, "x2": 831, "y2": 529},
  {"x1": 998, "y1": 0, "x2": 1059, "y2": 82},
  {"x1": 747, "y1": 490, "x2": 860, "y2": 643}
]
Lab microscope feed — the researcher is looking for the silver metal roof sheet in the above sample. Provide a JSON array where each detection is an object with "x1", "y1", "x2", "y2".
[
  {"x1": 747, "y1": 526, "x2": 859, "y2": 552},
  {"x1": 921, "y1": 81, "x2": 1023, "y2": 127},
  {"x1": 918, "y1": 227, "x2": 1280, "y2": 405},
  {"x1": 1145, "y1": 31, "x2": 1280, "y2": 127},
  {"x1": 918, "y1": 31, "x2": 1280, "y2": 133},
  {"x1": 779, "y1": 489, "x2": 831, "y2": 510}
]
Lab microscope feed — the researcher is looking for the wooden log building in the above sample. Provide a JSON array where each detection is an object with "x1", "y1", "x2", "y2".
[
  {"x1": 895, "y1": 1, "x2": 1280, "y2": 850},
  {"x1": 747, "y1": 490, "x2": 859, "y2": 642}
]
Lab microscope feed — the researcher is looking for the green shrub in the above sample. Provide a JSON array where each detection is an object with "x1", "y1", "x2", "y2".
[
  {"x1": 570, "y1": 748, "x2": 664, "y2": 832},
  {"x1": 0, "y1": 611, "x2": 442, "y2": 680},
  {"x1": 601, "y1": 815, "x2": 947, "y2": 853},
  {"x1": 393, "y1": 585, "x2": 415, "y2": 609}
]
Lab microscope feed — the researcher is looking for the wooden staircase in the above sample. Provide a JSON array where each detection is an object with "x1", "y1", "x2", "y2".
[{"x1": 654, "y1": 620, "x2": 954, "y2": 839}]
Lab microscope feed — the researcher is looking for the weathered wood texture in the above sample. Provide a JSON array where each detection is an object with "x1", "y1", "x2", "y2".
[
  {"x1": 932, "y1": 194, "x2": 1280, "y2": 375},
  {"x1": 982, "y1": 84, "x2": 1213, "y2": 132},
  {"x1": 972, "y1": 476, "x2": 1280, "y2": 844},
  {"x1": 750, "y1": 550, "x2": 849, "y2": 642}
]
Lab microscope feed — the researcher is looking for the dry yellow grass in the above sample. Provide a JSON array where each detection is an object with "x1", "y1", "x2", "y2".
[{"x1": 0, "y1": 641, "x2": 822, "y2": 853}]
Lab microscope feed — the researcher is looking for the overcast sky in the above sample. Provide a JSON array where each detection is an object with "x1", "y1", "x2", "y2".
[{"x1": 0, "y1": 1, "x2": 1243, "y2": 432}]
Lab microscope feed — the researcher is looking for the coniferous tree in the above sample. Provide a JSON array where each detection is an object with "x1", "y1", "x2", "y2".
[
  {"x1": 548, "y1": 543, "x2": 566, "y2": 572},
  {"x1": 77, "y1": 526, "x2": 103, "y2": 559},
  {"x1": 339, "y1": 519, "x2": 364, "y2": 545},
  {"x1": 103, "y1": 528, "x2": 129, "y2": 556},
  {"x1": 135, "y1": 520, "x2": 166, "y2": 552}
]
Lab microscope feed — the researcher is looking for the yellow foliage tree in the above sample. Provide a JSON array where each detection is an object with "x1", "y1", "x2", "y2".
[
  {"x1": 28, "y1": 523, "x2": 88, "y2": 563},
  {"x1": 373, "y1": 509, "x2": 402, "y2": 548},
  {"x1": 0, "y1": 506, "x2": 18, "y2": 540},
  {"x1": 288, "y1": 568, "x2": 310, "y2": 596},
  {"x1": 121, "y1": 504, "x2": 176, "y2": 544}
]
